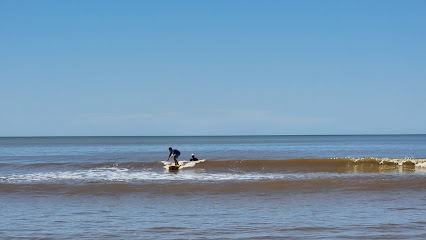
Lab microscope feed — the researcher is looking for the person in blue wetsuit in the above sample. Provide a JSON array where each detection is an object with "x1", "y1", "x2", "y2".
[{"x1": 168, "y1": 147, "x2": 180, "y2": 165}]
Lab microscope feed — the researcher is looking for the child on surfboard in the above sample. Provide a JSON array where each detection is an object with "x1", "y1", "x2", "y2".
[{"x1": 168, "y1": 147, "x2": 180, "y2": 165}]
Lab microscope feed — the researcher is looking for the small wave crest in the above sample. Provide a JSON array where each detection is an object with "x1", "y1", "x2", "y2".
[
  {"x1": 197, "y1": 158, "x2": 426, "y2": 173},
  {"x1": 2, "y1": 157, "x2": 426, "y2": 174},
  {"x1": 1, "y1": 157, "x2": 425, "y2": 185},
  {"x1": 1, "y1": 157, "x2": 425, "y2": 195},
  {"x1": 350, "y1": 157, "x2": 426, "y2": 167}
]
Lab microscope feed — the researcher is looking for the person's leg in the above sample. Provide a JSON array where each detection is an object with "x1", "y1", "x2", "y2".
[{"x1": 174, "y1": 153, "x2": 181, "y2": 165}]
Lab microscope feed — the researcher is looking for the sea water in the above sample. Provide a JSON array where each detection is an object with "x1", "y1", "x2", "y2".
[{"x1": 0, "y1": 135, "x2": 425, "y2": 239}]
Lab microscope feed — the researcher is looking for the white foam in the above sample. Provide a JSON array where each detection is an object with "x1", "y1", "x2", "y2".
[
  {"x1": 414, "y1": 162, "x2": 426, "y2": 172},
  {"x1": 351, "y1": 157, "x2": 426, "y2": 167},
  {"x1": 178, "y1": 159, "x2": 206, "y2": 169},
  {"x1": 1, "y1": 166, "x2": 338, "y2": 184},
  {"x1": 387, "y1": 158, "x2": 426, "y2": 167},
  {"x1": 416, "y1": 162, "x2": 426, "y2": 168},
  {"x1": 161, "y1": 159, "x2": 206, "y2": 170}
]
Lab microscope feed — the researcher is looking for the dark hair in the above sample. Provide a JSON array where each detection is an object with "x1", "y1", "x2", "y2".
[{"x1": 169, "y1": 147, "x2": 172, "y2": 150}]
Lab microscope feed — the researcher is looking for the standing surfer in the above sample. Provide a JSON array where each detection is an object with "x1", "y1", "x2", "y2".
[{"x1": 168, "y1": 147, "x2": 180, "y2": 165}]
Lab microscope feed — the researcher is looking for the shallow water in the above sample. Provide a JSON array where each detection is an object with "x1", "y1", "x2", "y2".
[{"x1": 1, "y1": 135, "x2": 425, "y2": 239}]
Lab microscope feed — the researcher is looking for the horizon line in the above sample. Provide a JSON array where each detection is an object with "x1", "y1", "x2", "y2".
[{"x1": 1, "y1": 133, "x2": 425, "y2": 138}]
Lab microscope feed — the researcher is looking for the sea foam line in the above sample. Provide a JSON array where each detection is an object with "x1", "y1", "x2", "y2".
[
  {"x1": 0, "y1": 167, "x2": 342, "y2": 184},
  {"x1": 349, "y1": 157, "x2": 426, "y2": 167}
]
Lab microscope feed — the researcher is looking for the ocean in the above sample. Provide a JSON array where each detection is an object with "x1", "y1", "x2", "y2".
[{"x1": 0, "y1": 135, "x2": 425, "y2": 239}]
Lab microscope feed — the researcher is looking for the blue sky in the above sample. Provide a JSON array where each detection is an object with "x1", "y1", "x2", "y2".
[{"x1": 1, "y1": 0, "x2": 425, "y2": 136}]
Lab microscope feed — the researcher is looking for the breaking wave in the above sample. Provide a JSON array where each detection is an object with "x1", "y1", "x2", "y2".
[{"x1": 0, "y1": 157, "x2": 425, "y2": 195}]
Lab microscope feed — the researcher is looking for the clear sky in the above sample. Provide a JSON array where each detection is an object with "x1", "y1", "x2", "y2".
[{"x1": 1, "y1": 0, "x2": 425, "y2": 136}]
